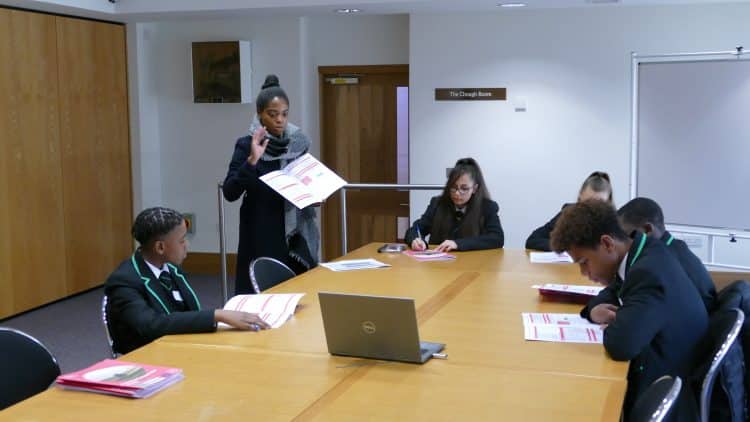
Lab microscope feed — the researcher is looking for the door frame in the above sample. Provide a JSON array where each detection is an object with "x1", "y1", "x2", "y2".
[{"x1": 317, "y1": 64, "x2": 409, "y2": 258}]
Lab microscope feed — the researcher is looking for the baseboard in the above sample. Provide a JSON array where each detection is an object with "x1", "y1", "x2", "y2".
[{"x1": 182, "y1": 252, "x2": 238, "y2": 276}]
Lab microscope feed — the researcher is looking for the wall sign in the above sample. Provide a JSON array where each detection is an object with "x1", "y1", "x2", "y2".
[{"x1": 435, "y1": 88, "x2": 506, "y2": 101}]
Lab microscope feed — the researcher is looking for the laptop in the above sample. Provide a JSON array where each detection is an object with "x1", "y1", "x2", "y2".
[{"x1": 318, "y1": 292, "x2": 445, "y2": 364}]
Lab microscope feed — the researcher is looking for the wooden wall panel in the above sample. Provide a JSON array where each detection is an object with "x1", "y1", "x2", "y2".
[
  {"x1": 0, "y1": 9, "x2": 67, "y2": 318},
  {"x1": 56, "y1": 17, "x2": 132, "y2": 295}
]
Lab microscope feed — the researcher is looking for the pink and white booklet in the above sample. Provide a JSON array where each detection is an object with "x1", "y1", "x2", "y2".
[
  {"x1": 402, "y1": 249, "x2": 456, "y2": 262},
  {"x1": 220, "y1": 293, "x2": 305, "y2": 329},
  {"x1": 56, "y1": 359, "x2": 183, "y2": 398},
  {"x1": 521, "y1": 312, "x2": 603, "y2": 344}
]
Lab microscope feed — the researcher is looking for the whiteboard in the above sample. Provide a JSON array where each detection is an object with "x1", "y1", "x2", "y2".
[{"x1": 635, "y1": 57, "x2": 750, "y2": 231}]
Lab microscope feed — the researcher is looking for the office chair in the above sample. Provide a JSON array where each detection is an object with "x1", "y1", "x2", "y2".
[
  {"x1": 630, "y1": 375, "x2": 682, "y2": 422},
  {"x1": 249, "y1": 257, "x2": 296, "y2": 293},
  {"x1": 0, "y1": 327, "x2": 61, "y2": 410},
  {"x1": 697, "y1": 308, "x2": 744, "y2": 422},
  {"x1": 101, "y1": 295, "x2": 118, "y2": 358}
]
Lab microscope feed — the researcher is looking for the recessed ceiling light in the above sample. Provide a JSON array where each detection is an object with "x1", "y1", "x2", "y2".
[
  {"x1": 335, "y1": 8, "x2": 362, "y2": 13},
  {"x1": 497, "y1": 2, "x2": 527, "y2": 7}
]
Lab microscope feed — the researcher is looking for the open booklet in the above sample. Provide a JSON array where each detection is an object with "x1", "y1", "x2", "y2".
[
  {"x1": 220, "y1": 293, "x2": 305, "y2": 329},
  {"x1": 259, "y1": 153, "x2": 347, "y2": 209},
  {"x1": 521, "y1": 313, "x2": 603, "y2": 344},
  {"x1": 56, "y1": 359, "x2": 183, "y2": 398}
]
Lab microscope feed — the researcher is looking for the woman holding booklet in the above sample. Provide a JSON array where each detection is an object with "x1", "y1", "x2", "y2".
[
  {"x1": 223, "y1": 75, "x2": 319, "y2": 294},
  {"x1": 404, "y1": 158, "x2": 504, "y2": 252},
  {"x1": 105, "y1": 207, "x2": 270, "y2": 355}
]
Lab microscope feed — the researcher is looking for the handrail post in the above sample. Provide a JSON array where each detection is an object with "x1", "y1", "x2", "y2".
[
  {"x1": 335, "y1": 184, "x2": 443, "y2": 257},
  {"x1": 340, "y1": 187, "x2": 348, "y2": 255},
  {"x1": 217, "y1": 183, "x2": 229, "y2": 304}
]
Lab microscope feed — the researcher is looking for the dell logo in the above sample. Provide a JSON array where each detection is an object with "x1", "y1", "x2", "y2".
[{"x1": 361, "y1": 321, "x2": 377, "y2": 334}]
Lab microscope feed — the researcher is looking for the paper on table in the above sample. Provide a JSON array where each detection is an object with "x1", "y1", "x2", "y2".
[
  {"x1": 521, "y1": 312, "x2": 603, "y2": 344},
  {"x1": 529, "y1": 251, "x2": 574, "y2": 263},
  {"x1": 259, "y1": 153, "x2": 346, "y2": 209},
  {"x1": 319, "y1": 258, "x2": 391, "y2": 272},
  {"x1": 220, "y1": 293, "x2": 305, "y2": 329}
]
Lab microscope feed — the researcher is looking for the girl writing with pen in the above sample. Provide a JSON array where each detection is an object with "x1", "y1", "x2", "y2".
[{"x1": 404, "y1": 158, "x2": 504, "y2": 252}]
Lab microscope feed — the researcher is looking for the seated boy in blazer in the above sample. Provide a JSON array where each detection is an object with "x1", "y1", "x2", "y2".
[
  {"x1": 550, "y1": 200, "x2": 707, "y2": 421},
  {"x1": 617, "y1": 197, "x2": 716, "y2": 311},
  {"x1": 105, "y1": 207, "x2": 270, "y2": 354}
]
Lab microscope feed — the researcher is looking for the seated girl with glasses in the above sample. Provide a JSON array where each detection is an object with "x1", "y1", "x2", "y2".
[
  {"x1": 525, "y1": 171, "x2": 613, "y2": 251},
  {"x1": 404, "y1": 158, "x2": 504, "y2": 252}
]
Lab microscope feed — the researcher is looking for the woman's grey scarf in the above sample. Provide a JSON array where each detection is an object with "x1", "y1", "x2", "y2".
[{"x1": 249, "y1": 117, "x2": 319, "y2": 269}]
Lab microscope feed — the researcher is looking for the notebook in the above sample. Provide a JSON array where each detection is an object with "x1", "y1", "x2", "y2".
[{"x1": 318, "y1": 292, "x2": 445, "y2": 364}]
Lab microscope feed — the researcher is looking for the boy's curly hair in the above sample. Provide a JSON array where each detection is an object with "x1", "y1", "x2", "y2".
[{"x1": 550, "y1": 199, "x2": 627, "y2": 253}]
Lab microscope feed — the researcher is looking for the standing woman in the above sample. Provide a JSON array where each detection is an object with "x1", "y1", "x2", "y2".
[
  {"x1": 404, "y1": 158, "x2": 504, "y2": 252},
  {"x1": 223, "y1": 75, "x2": 318, "y2": 294},
  {"x1": 525, "y1": 171, "x2": 613, "y2": 251}
]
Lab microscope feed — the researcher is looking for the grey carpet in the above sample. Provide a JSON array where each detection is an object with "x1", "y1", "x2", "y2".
[{"x1": 0, "y1": 273, "x2": 230, "y2": 374}]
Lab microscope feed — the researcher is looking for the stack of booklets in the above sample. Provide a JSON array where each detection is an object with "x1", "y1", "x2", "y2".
[
  {"x1": 521, "y1": 313, "x2": 603, "y2": 344},
  {"x1": 403, "y1": 250, "x2": 456, "y2": 262},
  {"x1": 56, "y1": 359, "x2": 183, "y2": 398},
  {"x1": 220, "y1": 293, "x2": 306, "y2": 328},
  {"x1": 533, "y1": 283, "x2": 604, "y2": 304}
]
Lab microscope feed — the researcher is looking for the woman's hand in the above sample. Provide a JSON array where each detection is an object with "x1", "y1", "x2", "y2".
[
  {"x1": 247, "y1": 126, "x2": 269, "y2": 165},
  {"x1": 215, "y1": 309, "x2": 271, "y2": 331},
  {"x1": 411, "y1": 238, "x2": 427, "y2": 251},
  {"x1": 435, "y1": 240, "x2": 458, "y2": 252}
]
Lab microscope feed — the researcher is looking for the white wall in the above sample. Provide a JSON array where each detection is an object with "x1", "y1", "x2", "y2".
[
  {"x1": 129, "y1": 14, "x2": 409, "y2": 253},
  {"x1": 409, "y1": 3, "x2": 750, "y2": 253}
]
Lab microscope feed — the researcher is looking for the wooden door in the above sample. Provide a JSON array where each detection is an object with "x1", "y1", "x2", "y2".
[
  {"x1": 56, "y1": 17, "x2": 132, "y2": 294},
  {"x1": 320, "y1": 65, "x2": 408, "y2": 260},
  {"x1": 0, "y1": 9, "x2": 67, "y2": 318}
]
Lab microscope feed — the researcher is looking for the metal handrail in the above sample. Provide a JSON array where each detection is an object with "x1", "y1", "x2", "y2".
[
  {"x1": 338, "y1": 184, "x2": 443, "y2": 254},
  {"x1": 217, "y1": 183, "x2": 229, "y2": 304},
  {"x1": 216, "y1": 182, "x2": 443, "y2": 302}
]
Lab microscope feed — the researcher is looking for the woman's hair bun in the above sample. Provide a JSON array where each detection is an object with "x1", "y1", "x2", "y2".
[{"x1": 262, "y1": 74, "x2": 280, "y2": 90}]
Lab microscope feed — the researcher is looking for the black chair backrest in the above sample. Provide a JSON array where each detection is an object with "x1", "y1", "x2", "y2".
[
  {"x1": 0, "y1": 327, "x2": 61, "y2": 410},
  {"x1": 249, "y1": 257, "x2": 296, "y2": 293},
  {"x1": 630, "y1": 375, "x2": 682, "y2": 422},
  {"x1": 697, "y1": 308, "x2": 745, "y2": 422}
]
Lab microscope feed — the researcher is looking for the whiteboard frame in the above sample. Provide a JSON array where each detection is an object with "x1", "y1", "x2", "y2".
[{"x1": 630, "y1": 48, "x2": 750, "y2": 270}]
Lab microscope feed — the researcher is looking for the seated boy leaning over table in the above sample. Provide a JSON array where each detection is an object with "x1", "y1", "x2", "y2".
[
  {"x1": 549, "y1": 200, "x2": 707, "y2": 422},
  {"x1": 105, "y1": 207, "x2": 270, "y2": 354}
]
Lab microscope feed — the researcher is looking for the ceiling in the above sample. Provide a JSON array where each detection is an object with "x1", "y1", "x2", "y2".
[{"x1": 0, "y1": 0, "x2": 746, "y2": 21}]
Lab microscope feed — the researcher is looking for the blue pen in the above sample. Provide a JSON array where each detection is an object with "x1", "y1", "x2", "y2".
[{"x1": 416, "y1": 225, "x2": 423, "y2": 241}]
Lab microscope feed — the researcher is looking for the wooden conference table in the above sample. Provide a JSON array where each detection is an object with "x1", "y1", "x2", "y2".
[{"x1": 3, "y1": 244, "x2": 628, "y2": 421}]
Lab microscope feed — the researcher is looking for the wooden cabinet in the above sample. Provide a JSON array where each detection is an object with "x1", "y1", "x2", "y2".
[{"x1": 0, "y1": 9, "x2": 132, "y2": 318}]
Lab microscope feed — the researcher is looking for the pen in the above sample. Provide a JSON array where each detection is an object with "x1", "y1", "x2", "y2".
[{"x1": 416, "y1": 225, "x2": 423, "y2": 241}]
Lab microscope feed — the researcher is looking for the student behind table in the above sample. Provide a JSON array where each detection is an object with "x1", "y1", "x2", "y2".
[
  {"x1": 105, "y1": 207, "x2": 270, "y2": 354},
  {"x1": 404, "y1": 158, "x2": 504, "y2": 252},
  {"x1": 617, "y1": 197, "x2": 716, "y2": 311},
  {"x1": 525, "y1": 171, "x2": 612, "y2": 251},
  {"x1": 550, "y1": 200, "x2": 707, "y2": 421}
]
